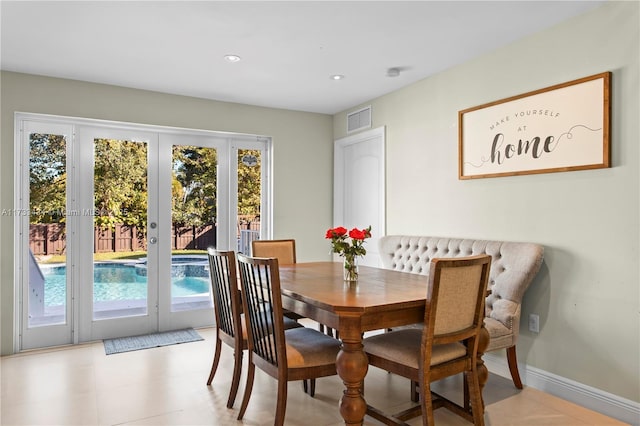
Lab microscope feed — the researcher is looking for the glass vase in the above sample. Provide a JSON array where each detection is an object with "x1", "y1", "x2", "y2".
[{"x1": 343, "y1": 255, "x2": 359, "y2": 282}]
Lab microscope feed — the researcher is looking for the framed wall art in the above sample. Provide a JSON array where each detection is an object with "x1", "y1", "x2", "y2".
[{"x1": 458, "y1": 72, "x2": 611, "y2": 179}]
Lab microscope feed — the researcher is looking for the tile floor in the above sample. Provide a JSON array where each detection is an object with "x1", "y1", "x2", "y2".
[{"x1": 0, "y1": 326, "x2": 627, "y2": 425}]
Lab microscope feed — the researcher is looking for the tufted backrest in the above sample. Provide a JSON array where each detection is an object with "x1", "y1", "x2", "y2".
[{"x1": 379, "y1": 236, "x2": 544, "y2": 331}]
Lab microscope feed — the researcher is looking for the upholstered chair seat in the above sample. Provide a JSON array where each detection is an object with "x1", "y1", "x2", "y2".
[
  {"x1": 259, "y1": 327, "x2": 341, "y2": 369},
  {"x1": 365, "y1": 329, "x2": 468, "y2": 369}
]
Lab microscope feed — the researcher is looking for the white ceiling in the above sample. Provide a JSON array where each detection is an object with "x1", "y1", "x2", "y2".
[{"x1": 1, "y1": 1, "x2": 605, "y2": 115}]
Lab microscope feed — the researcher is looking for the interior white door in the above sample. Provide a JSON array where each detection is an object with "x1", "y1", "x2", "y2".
[{"x1": 334, "y1": 127, "x2": 385, "y2": 266}]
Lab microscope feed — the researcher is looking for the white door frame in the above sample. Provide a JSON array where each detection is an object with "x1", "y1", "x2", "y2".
[
  {"x1": 14, "y1": 113, "x2": 272, "y2": 350},
  {"x1": 15, "y1": 119, "x2": 75, "y2": 350}
]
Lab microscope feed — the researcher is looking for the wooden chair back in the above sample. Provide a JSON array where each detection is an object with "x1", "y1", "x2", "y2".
[
  {"x1": 249, "y1": 238, "x2": 300, "y2": 321},
  {"x1": 236, "y1": 253, "x2": 286, "y2": 374},
  {"x1": 205, "y1": 248, "x2": 247, "y2": 407},
  {"x1": 207, "y1": 248, "x2": 243, "y2": 345},
  {"x1": 251, "y1": 239, "x2": 296, "y2": 264}
]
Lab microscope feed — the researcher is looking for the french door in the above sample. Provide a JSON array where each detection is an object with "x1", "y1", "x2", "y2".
[
  {"x1": 75, "y1": 126, "x2": 160, "y2": 341},
  {"x1": 16, "y1": 114, "x2": 270, "y2": 350}
]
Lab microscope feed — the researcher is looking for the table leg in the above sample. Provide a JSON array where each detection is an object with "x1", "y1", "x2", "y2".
[
  {"x1": 476, "y1": 324, "x2": 490, "y2": 408},
  {"x1": 462, "y1": 324, "x2": 489, "y2": 419},
  {"x1": 336, "y1": 325, "x2": 368, "y2": 425}
]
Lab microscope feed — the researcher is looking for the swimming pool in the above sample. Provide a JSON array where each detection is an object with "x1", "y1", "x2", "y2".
[{"x1": 41, "y1": 257, "x2": 210, "y2": 307}]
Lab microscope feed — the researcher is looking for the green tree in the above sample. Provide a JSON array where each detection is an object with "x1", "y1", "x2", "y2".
[
  {"x1": 29, "y1": 133, "x2": 67, "y2": 223},
  {"x1": 237, "y1": 149, "x2": 261, "y2": 216},
  {"x1": 172, "y1": 146, "x2": 217, "y2": 226},
  {"x1": 93, "y1": 139, "x2": 148, "y2": 229},
  {"x1": 29, "y1": 137, "x2": 258, "y2": 234}
]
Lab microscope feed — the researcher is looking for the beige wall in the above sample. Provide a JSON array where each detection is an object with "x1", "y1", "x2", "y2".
[
  {"x1": 334, "y1": 1, "x2": 639, "y2": 403},
  {"x1": 0, "y1": 72, "x2": 334, "y2": 355}
]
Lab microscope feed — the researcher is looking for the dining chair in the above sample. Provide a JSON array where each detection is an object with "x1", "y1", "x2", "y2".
[
  {"x1": 206, "y1": 248, "x2": 245, "y2": 409},
  {"x1": 252, "y1": 238, "x2": 338, "y2": 343},
  {"x1": 363, "y1": 255, "x2": 491, "y2": 426},
  {"x1": 251, "y1": 239, "x2": 297, "y2": 264},
  {"x1": 236, "y1": 253, "x2": 342, "y2": 426},
  {"x1": 252, "y1": 239, "x2": 322, "y2": 395},
  {"x1": 251, "y1": 240, "x2": 298, "y2": 324},
  {"x1": 253, "y1": 238, "x2": 338, "y2": 368},
  {"x1": 205, "y1": 248, "x2": 301, "y2": 408}
]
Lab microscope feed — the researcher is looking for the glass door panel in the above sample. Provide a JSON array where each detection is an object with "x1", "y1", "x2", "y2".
[
  {"x1": 170, "y1": 145, "x2": 216, "y2": 312},
  {"x1": 237, "y1": 149, "x2": 262, "y2": 253},
  {"x1": 28, "y1": 132, "x2": 68, "y2": 326},
  {"x1": 92, "y1": 138, "x2": 149, "y2": 320}
]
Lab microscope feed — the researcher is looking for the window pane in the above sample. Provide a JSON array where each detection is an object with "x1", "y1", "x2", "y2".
[
  {"x1": 93, "y1": 138, "x2": 148, "y2": 319},
  {"x1": 170, "y1": 145, "x2": 216, "y2": 312},
  {"x1": 28, "y1": 133, "x2": 67, "y2": 326},
  {"x1": 237, "y1": 149, "x2": 261, "y2": 254}
]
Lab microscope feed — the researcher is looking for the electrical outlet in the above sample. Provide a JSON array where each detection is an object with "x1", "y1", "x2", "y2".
[{"x1": 528, "y1": 313, "x2": 540, "y2": 333}]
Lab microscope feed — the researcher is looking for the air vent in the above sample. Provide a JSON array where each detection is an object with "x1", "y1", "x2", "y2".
[{"x1": 347, "y1": 106, "x2": 371, "y2": 133}]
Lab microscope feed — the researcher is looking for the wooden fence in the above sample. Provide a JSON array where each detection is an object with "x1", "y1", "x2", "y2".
[
  {"x1": 30, "y1": 224, "x2": 66, "y2": 256},
  {"x1": 29, "y1": 223, "x2": 219, "y2": 255}
]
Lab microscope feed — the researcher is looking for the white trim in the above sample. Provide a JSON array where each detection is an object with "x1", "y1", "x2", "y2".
[
  {"x1": 13, "y1": 117, "x2": 24, "y2": 353},
  {"x1": 484, "y1": 353, "x2": 640, "y2": 425},
  {"x1": 13, "y1": 112, "x2": 266, "y2": 141}
]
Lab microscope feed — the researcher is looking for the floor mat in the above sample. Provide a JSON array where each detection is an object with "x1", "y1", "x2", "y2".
[{"x1": 103, "y1": 328, "x2": 203, "y2": 355}]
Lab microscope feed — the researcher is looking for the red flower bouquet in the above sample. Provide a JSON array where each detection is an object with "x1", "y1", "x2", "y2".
[{"x1": 325, "y1": 226, "x2": 372, "y2": 281}]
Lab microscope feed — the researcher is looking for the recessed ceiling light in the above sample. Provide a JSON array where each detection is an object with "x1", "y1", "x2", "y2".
[
  {"x1": 224, "y1": 54, "x2": 241, "y2": 63},
  {"x1": 330, "y1": 74, "x2": 345, "y2": 80}
]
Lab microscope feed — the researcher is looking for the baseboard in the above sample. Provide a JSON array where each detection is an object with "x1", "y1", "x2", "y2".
[{"x1": 483, "y1": 353, "x2": 640, "y2": 425}]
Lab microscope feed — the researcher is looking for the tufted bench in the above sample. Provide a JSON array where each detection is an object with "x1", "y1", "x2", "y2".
[{"x1": 378, "y1": 235, "x2": 544, "y2": 389}]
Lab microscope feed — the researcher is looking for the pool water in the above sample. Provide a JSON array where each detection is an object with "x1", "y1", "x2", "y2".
[{"x1": 42, "y1": 261, "x2": 210, "y2": 307}]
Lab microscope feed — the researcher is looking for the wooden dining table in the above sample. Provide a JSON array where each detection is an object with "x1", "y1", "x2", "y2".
[{"x1": 278, "y1": 261, "x2": 489, "y2": 426}]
